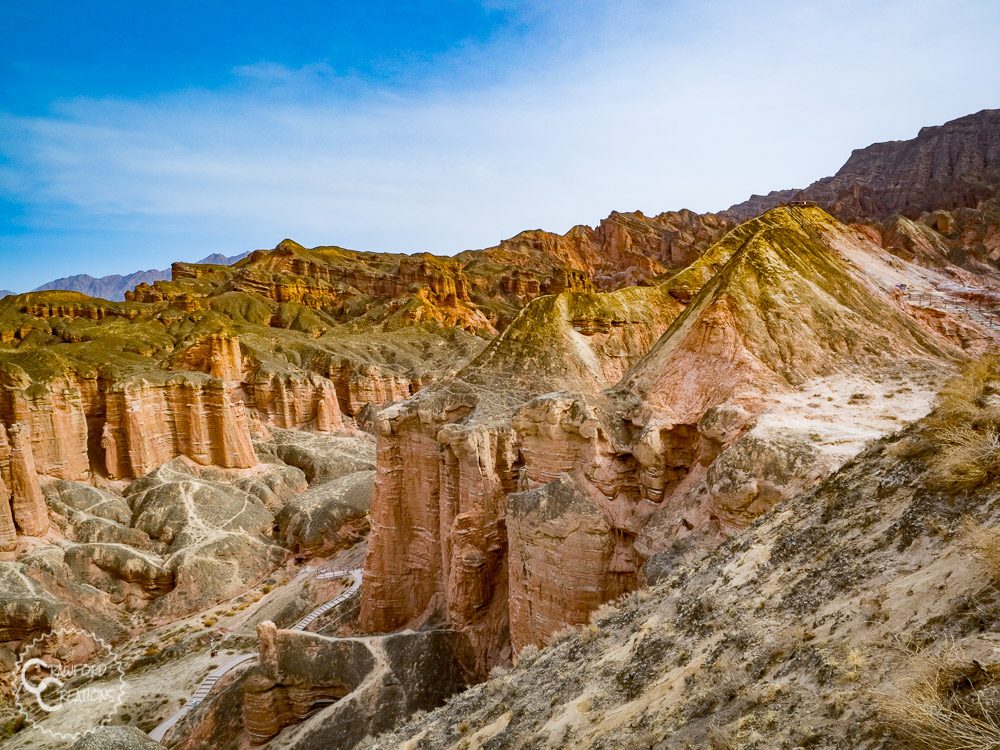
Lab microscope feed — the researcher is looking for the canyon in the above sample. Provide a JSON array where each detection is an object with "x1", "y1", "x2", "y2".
[{"x1": 0, "y1": 108, "x2": 999, "y2": 750}]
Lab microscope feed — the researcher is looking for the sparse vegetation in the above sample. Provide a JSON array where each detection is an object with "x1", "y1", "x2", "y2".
[
  {"x1": 878, "y1": 643, "x2": 1000, "y2": 750},
  {"x1": 909, "y1": 354, "x2": 1000, "y2": 491},
  {"x1": 960, "y1": 518, "x2": 1000, "y2": 581}
]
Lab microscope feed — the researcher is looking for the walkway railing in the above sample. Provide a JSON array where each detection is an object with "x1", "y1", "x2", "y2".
[{"x1": 148, "y1": 567, "x2": 362, "y2": 744}]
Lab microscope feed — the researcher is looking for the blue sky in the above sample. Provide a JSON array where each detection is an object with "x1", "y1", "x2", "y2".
[{"x1": 1, "y1": 0, "x2": 999, "y2": 292}]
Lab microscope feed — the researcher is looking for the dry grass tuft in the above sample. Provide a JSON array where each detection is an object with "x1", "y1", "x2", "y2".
[
  {"x1": 877, "y1": 642, "x2": 1000, "y2": 749},
  {"x1": 920, "y1": 354, "x2": 1000, "y2": 491},
  {"x1": 960, "y1": 518, "x2": 1000, "y2": 582}
]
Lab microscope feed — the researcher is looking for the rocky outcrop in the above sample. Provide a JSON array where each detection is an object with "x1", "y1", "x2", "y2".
[
  {"x1": 169, "y1": 334, "x2": 245, "y2": 381},
  {"x1": 0, "y1": 372, "x2": 91, "y2": 481},
  {"x1": 361, "y1": 284, "x2": 686, "y2": 671},
  {"x1": 102, "y1": 378, "x2": 256, "y2": 478},
  {"x1": 243, "y1": 621, "x2": 376, "y2": 743},
  {"x1": 165, "y1": 622, "x2": 472, "y2": 750},
  {"x1": 0, "y1": 560, "x2": 68, "y2": 641},
  {"x1": 2, "y1": 423, "x2": 49, "y2": 537},
  {"x1": 276, "y1": 470, "x2": 374, "y2": 558},
  {"x1": 366, "y1": 384, "x2": 1000, "y2": 750},
  {"x1": 362, "y1": 206, "x2": 975, "y2": 661},
  {"x1": 506, "y1": 474, "x2": 623, "y2": 652},
  {"x1": 324, "y1": 362, "x2": 417, "y2": 417},
  {"x1": 0, "y1": 476, "x2": 16, "y2": 552},
  {"x1": 260, "y1": 429, "x2": 375, "y2": 484},
  {"x1": 244, "y1": 374, "x2": 343, "y2": 433}
]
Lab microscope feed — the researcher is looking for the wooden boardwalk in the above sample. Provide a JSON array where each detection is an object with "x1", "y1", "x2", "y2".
[{"x1": 148, "y1": 568, "x2": 362, "y2": 744}]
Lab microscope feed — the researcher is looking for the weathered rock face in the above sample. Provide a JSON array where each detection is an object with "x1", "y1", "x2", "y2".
[
  {"x1": 168, "y1": 333, "x2": 245, "y2": 381},
  {"x1": 0, "y1": 558, "x2": 71, "y2": 641},
  {"x1": 276, "y1": 470, "x2": 374, "y2": 558},
  {"x1": 0, "y1": 374, "x2": 91, "y2": 480},
  {"x1": 361, "y1": 399, "x2": 511, "y2": 657},
  {"x1": 506, "y1": 474, "x2": 623, "y2": 652},
  {"x1": 362, "y1": 206, "x2": 975, "y2": 660},
  {"x1": 324, "y1": 362, "x2": 416, "y2": 417},
  {"x1": 369, "y1": 394, "x2": 1000, "y2": 750},
  {"x1": 244, "y1": 374, "x2": 344, "y2": 433},
  {"x1": 724, "y1": 110, "x2": 1000, "y2": 280},
  {"x1": 133, "y1": 241, "x2": 501, "y2": 335},
  {"x1": 0, "y1": 476, "x2": 15, "y2": 552},
  {"x1": 361, "y1": 284, "x2": 687, "y2": 670},
  {"x1": 887, "y1": 197, "x2": 1000, "y2": 274},
  {"x1": 807, "y1": 109, "x2": 1000, "y2": 221},
  {"x1": 239, "y1": 621, "x2": 377, "y2": 743},
  {"x1": 103, "y1": 378, "x2": 256, "y2": 478},
  {"x1": 168, "y1": 622, "x2": 472, "y2": 750},
  {"x1": 1, "y1": 423, "x2": 49, "y2": 537}
]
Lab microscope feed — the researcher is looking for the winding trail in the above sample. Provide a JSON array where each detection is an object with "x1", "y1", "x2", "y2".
[{"x1": 148, "y1": 567, "x2": 363, "y2": 744}]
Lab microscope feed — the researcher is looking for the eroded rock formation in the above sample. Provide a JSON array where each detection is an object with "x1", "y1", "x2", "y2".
[
  {"x1": 103, "y1": 378, "x2": 256, "y2": 478},
  {"x1": 1, "y1": 423, "x2": 49, "y2": 538},
  {"x1": 362, "y1": 206, "x2": 978, "y2": 664}
]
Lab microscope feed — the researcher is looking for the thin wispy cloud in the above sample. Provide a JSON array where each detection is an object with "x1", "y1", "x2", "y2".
[
  {"x1": 232, "y1": 61, "x2": 337, "y2": 85},
  {"x1": 0, "y1": 0, "x2": 998, "y2": 290}
]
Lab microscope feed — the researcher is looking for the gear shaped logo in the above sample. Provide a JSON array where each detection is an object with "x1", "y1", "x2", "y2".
[{"x1": 14, "y1": 627, "x2": 126, "y2": 742}]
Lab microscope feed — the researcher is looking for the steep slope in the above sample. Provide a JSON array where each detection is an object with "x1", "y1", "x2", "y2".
[
  {"x1": 364, "y1": 364, "x2": 1000, "y2": 750},
  {"x1": 504, "y1": 206, "x2": 969, "y2": 651},
  {"x1": 360, "y1": 205, "x2": 981, "y2": 673},
  {"x1": 616, "y1": 206, "x2": 959, "y2": 420},
  {"x1": 725, "y1": 110, "x2": 1000, "y2": 279}
]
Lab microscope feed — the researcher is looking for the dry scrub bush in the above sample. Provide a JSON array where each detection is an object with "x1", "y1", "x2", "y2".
[
  {"x1": 920, "y1": 354, "x2": 1000, "y2": 491},
  {"x1": 515, "y1": 644, "x2": 540, "y2": 667},
  {"x1": 546, "y1": 624, "x2": 579, "y2": 646},
  {"x1": 877, "y1": 642, "x2": 1000, "y2": 749},
  {"x1": 960, "y1": 519, "x2": 1000, "y2": 582},
  {"x1": 590, "y1": 601, "x2": 620, "y2": 625}
]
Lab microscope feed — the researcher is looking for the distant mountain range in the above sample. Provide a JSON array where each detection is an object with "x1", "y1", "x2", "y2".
[{"x1": 20, "y1": 251, "x2": 251, "y2": 301}]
